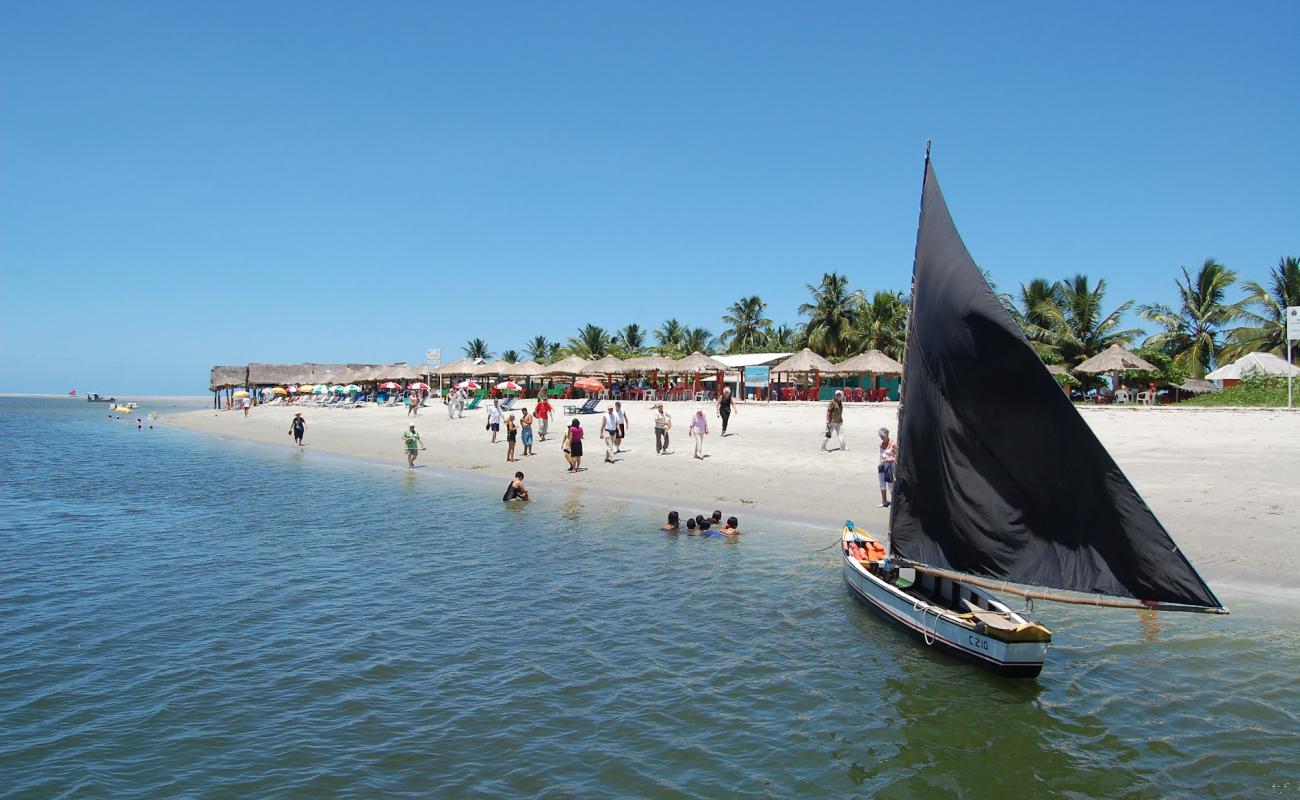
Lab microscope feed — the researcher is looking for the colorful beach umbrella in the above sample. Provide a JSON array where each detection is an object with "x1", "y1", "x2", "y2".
[
  {"x1": 407, "y1": 382, "x2": 431, "y2": 391},
  {"x1": 379, "y1": 381, "x2": 402, "y2": 390},
  {"x1": 232, "y1": 390, "x2": 250, "y2": 398},
  {"x1": 496, "y1": 381, "x2": 522, "y2": 392},
  {"x1": 312, "y1": 385, "x2": 330, "y2": 395},
  {"x1": 455, "y1": 380, "x2": 479, "y2": 390},
  {"x1": 344, "y1": 384, "x2": 361, "y2": 393},
  {"x1": 331, "y1": 385, "x2": 348, "y2": 394},
  {"x1": 575, "y1": 377, "x2": 605, "y2": 392},
  {"x1": 296, "y1": 384, "x2": 313, "y2": 393},
  {"x1": 287, "y1": 385, "x2": 300, "y2": 393},
  {"x1": 261, "y1": 386, "x2": 287, "y2": 396}
]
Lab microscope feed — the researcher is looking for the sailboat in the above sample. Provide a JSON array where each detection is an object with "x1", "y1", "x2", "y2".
[{"x1": 841, "y1": 146, "x2": 1227, "y2": 677}]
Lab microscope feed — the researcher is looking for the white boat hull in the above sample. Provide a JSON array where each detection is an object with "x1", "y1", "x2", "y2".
[{"x1": 842, "y1": 536, "x2": 1050, "y2": 678}]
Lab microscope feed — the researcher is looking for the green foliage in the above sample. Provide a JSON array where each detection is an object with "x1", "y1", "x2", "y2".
[
  {"x1": 616, "y1": 324, "x2": 647, "y2": 356},
  {"x1": 1226, "y1": 256, "x2": 1300, "y2": 362},
  {"x1": 462, "y1": 338, "x2": 493, "y2": 360},
  {"x1": 567, "y1": 325, "x2": 612, "y2": 359},
  {"x1": 798, "y1": 272, "x2": 862, "y2": 358},
  {"x1": 720, "y1": 295, "x2": 773, "y2": 354},
  {"x1": 1039, "y1": 275, "x2": 1143, "y2": 365},
  {"x1": 524, "y1": 335, "x2": 552, "y2": 363},
  {"x1": 1129, "y1": 346, "x2": 1189, "y2": 387},
  {"x1": 1139, "y1": 259, "x2": 1238, "y2": 377},
  {"x1": 854, "y1": 290, "x2": 908, "y2": 360},
  {"x1": 500, "y1": 349, "x2": 520, "y2": 363},
  {"x1": 1180, "y1": 373, "x2": 1290, "y2": 407},
  {"x1": 654, "y1": 319, "x2": 686, "y2": 355}
]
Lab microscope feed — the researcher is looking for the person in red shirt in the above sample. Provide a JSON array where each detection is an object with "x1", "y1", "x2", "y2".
[{"x1": 534, "y1": 397, "x2": 553, "y2": 441}]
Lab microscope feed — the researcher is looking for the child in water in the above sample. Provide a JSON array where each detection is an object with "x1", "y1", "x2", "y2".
[{"x1": 502, "y1": 471, "x2": 529, "y2": 502}]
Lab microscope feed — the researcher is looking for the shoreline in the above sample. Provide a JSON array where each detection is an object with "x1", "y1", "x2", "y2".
[{"x1": 167, "y1": 399, "x2": 1300, "y2": 598}]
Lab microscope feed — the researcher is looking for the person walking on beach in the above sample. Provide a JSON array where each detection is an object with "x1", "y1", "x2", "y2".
[
  {"x1": 689, "y1": 409, "x2": 709, "y2": 459},
  {"x1": 520, "y1": 408, "x2": 535, "y2": 456},
  {"x1": 878, "y1": 427, "x2": 898, "y2": 507},
  {"x1": 447, "y1": 387, "x2": 458, "y2": 419},
  {"x1": 241, "y1": 396, "x2": 251, "y2": 417},
  {"x1": 602, "y1": 406, "x2": 619, "y2": 463},
  {"x1": 653, "y1": 403, "x2": 671, "y2": 454},
  {"x1": 289, "y1": 412, "x2": 306, "y2": 447},
  {"x1": 486, "y1": 399, "x2": 504, "y2": 443},
  {"x1": 823, "y1": 390, "x2": 846, "y2": 452},
  {"x1": 613, "y1": 401, "x2": 628, "y2": 453},
  {"x1": 402, "y1": 423, "x2": 426, "y2": 469},
  {"x1": 505, "y1": 413, "x2": 519, "y2": 462},
  {"x1": 534, "y1": 396, "x2": 553, "y2": 440},
  {"x1": 563, "y1": 418, "x2": 584, "y2": 472},
  {"x1": 715, "y1": 387, "x2": 736, "y2": 436}
]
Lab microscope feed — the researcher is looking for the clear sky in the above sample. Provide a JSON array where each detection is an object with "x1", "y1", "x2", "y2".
[{"x1": 2, "y1": 2, "x2": 1296, "y2": 394}]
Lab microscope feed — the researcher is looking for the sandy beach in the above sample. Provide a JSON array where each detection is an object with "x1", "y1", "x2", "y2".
[{"x1": 169, "y1": 399, "x2": 1300, "y2": 598}]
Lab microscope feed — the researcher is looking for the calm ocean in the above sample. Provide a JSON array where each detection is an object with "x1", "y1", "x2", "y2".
[{"x1": 1, "y1": 397, "x2": 1295, "y2": 798}]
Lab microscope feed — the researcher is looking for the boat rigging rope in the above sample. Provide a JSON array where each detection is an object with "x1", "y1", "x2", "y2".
[
  {"x1": 816, "y1": 537, "x2": 844, "y2": 552},
  {"x1": 912, "y1": 600, "x2": 941, "y2": 646}
]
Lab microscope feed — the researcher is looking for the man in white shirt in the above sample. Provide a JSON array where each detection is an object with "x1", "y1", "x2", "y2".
[
  {"x1": 653, "y1": 403, "x2": 671, "y2": 454},
  {"x1": 613, "y1": 401, "x2": 628, "y2": 453},
  {"x1": 602, "y1": 407, "x2": 619, "y2": 463}
]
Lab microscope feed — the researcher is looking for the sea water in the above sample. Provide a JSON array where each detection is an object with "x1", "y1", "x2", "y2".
[{"x1": 1, "y1": 397, "x2": 1295, "y2": 798}]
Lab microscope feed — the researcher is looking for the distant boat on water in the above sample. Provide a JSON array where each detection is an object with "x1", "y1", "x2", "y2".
[
  {"x1": 841, "y1": 145, "x2": 1226, "y2": 678},
  {"x1": 86, "y1": 393, "x2": 116, "y2": 403}
]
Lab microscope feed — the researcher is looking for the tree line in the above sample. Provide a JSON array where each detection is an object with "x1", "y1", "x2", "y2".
[{"x1": 462, "y1": 256, "x2": 1298, "y2": 380}]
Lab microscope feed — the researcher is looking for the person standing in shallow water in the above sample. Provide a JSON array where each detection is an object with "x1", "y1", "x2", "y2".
[
  {"x1": 402, "y1": 424, "x2": 426, "y2": 469},
  {"x1": 289, "y1": 412, "x2": 306, "y2": 447}
]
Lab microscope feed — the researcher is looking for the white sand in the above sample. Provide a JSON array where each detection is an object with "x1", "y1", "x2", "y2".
[{"x1": 169, "y1": 400, "x2": 1300, "y2": 597}]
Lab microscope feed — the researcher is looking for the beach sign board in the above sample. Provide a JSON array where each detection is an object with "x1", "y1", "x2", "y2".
[
  {"x1": 427, "y1": 348, "x2": 442, "y2": 368},
  {"x1": 1287, "y1": 307, "x2": 1300, "y2": 341},
  {"x1": 744, "y1": 366, "x2": 771, "y2": 385}
]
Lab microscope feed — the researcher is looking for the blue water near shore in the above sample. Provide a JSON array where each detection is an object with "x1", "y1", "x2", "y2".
[{"x1": 1, "y1": 396, "x2": 1296, "y2": 798}]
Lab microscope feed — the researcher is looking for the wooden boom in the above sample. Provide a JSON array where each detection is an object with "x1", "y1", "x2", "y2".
[{"x1": 897, "y1": 561, "x2": 1230, "y2": 615}]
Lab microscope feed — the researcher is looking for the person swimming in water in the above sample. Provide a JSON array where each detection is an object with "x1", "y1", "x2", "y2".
[
  {"x1": 662, "y1": 511, "x2": 680, "y2": 531},
  {"x1": 721, "y1": 516, "x2": 741, "y2": 536},
  {"x1": 686, "y1": 517, "x2": 698, "y2": 534}
]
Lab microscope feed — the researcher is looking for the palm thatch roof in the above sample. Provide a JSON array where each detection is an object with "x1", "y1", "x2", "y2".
[
  {"x1": 209, "y1": 365, "x2": 248, "y2": 390},
  {"x1": 541, "y1": 355, "x2": 592, "y2": 376},
  {"x1": 1045, "y1": 364, "x2": 1072, "y2": 377},
  {"x1": 582, "y1": 355, "x2": 628, "y2": 375},
  {"x1": 509, "y1": 360, "x2": 545, "y2": 377},
  {"x1": 673, "y1": 352, "x2": 730, "y2": 373},
  {"x1": 434, "y1": 358, "x2": 476, "y2": 376},
  {"x1": 1171, "y1": 378, "x2": 1219, "y2": 394},
  {"x1": 825, "y1": 350, "x2": 904, "y2": 375},
  {"x1": 1074, "y1": 344, "x2": 1158, "y2": 374},
  {"x1": 623, "y1": 355, "x2": 675, "y2": 373},
  {"x1": 248, "y1": 363, "x2": 312, "y2": 386},
  {"x1": 469, "y1": 360, "x2": 512, "y2": 377},
  {"x1": 771, "y1": 348, "x2": 835, "y2": 374}
]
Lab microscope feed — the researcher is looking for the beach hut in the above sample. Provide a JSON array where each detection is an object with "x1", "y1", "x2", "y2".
[
  {"x1": 771, "y1": 348, "x2": 835, "y2": 400},
  {"x1": 1073, "y1": 344, "x2": 1158, "y2": 375},
  {"x1": 541, "y1": 355, "x2": 592, "y2": 376},
  {"x1": 671, "y1": 352, "x2": 730, "y2": 400},
  {"x1": 1204, "y1": 352, "x2": 1300, "y2": 384},
  {"x1": 209, "y1": 365, "x2": 248, "y2": 409},
  {"x1": 825, "y1": 349, "x2": 904, "y2": 400}
]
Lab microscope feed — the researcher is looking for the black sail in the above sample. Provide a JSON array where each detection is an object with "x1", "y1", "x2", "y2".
[{"x1": 888, "y1": 157, "x2": 1222, "y2": 610}]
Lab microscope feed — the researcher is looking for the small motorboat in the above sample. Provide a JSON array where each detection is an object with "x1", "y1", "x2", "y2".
[{"x1": 87, "y1": 393, "x2": 115, "y2": 403}]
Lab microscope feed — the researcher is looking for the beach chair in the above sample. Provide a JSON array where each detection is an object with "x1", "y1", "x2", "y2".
[
  {"x1": 564, "y1": 397, "x2": 601, "y2": 415},
  {"x1": 500, "y1": 396, "x2": 515, "y2": 411},
  {"x1": 464, "y1": 395, "x2": 483, "y2": 411}
]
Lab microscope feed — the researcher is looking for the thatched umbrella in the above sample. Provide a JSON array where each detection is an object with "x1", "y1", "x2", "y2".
[
  {"x1": 624, "y1": 355, "x2": 674, "y2": 373},
  {"x1": 434, "y1": 358, "x2": 476, "y2": 377},
  {"x1": 510, "y1": 360, "x2": 545, "y2": 378},
  {"x1": 674, "y1": 351, "x2": 729, "y2": 373},
  {"x1": 541, "y1": 355, "x2": 591, "y2": 376},
  {"x1": 1074, "y1": 344, "x2": 1157, "y2": 374},
  {"x1": 210, "y1": 365, "x2": 247, "y2": 390},
  {"x1": 582, "y1": 355, "x2": 628, "y2": 375},
  {"x1": 1045, "y1": 364, "x2": 1072, "y2": 377},
  {"x1": 826, "y1": 349, "x2": 904, "y2": 376},
  {"x1": 771, "y1": 348, "x2": 835, "y2": 399}
]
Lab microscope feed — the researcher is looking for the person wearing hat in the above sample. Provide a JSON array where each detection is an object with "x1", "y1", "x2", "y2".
[
  {"x1": 289, "y1": 412, "x2": 306, "y2": 447},
  {"x1": 402, "y1": 423, "x2": 426, "y2": 469}
]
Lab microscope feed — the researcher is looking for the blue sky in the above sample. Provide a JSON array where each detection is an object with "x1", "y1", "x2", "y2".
[{"x1": 2, "y1": 2, "x2": 1296, "y2": 394}]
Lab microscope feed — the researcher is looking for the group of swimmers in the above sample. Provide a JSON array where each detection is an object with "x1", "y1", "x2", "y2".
[{"x1": 662, "y1": 509, "x2": 741, "y2": 537}]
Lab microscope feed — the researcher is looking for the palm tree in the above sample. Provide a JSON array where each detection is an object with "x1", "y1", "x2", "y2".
[
  {"x1": 524, "y1": 335, "x2": 552, "y2": 363},
  {"x1": 654, "y1": 318, "x2": 686, "y2": 355},
  {"x1": 720, "y1": 295, "x2": 773, "y2": 354},
  {"x1": 462, "y1": 338, "x2": 493, "y2": 361},
  {"x1": 1039, "y1": 275, "x2": 1143, "y2": 366},
  {"x1": 546, "y1": 342, "x2": 565, "y2": 363},
  {"x1": 681, "y1": 326, "x2": 717, "y2": 355},
  {"x1": 797, "y1": 272, "x2": 862, "y2": 358},
  {"x1": 766, "y1": 323, "x2": 801, "y2": 351},
  {"x1": 1226, "y1": 256, "x2": 1300, "y2": 363},
  {"x1": 1139, "y1": 259, "x2": 1238, "y2": 377},
  {"x1": 854, "y1": 290, "x2": 909, "y2": 360},
  {"x1": 500, "y1": 349, "x2": 520, "y2": 363},
  {"x1": 568, "y1": 324, "x2": 612, "y2": 359},
  {"x1": 1003, "y1": 278, "x2": 1065, "y2": 358},
  {"x1": 616, "y1": 324, "x2": 648, "y2": 356}
]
